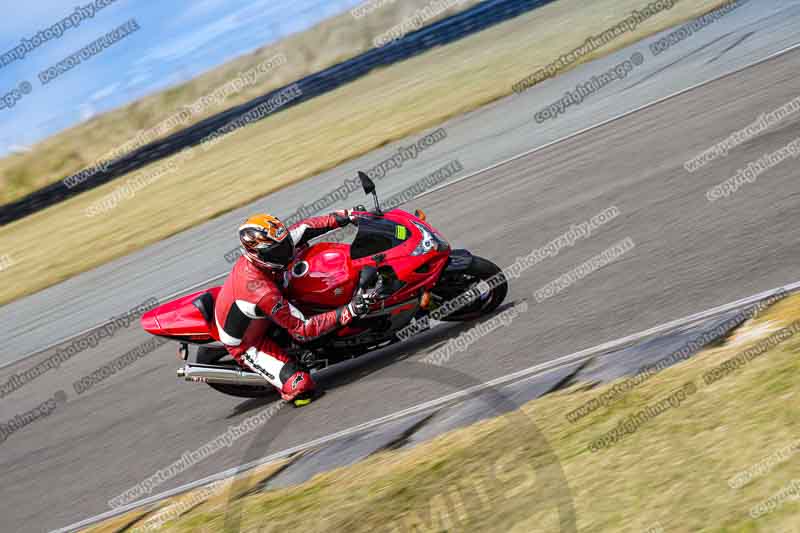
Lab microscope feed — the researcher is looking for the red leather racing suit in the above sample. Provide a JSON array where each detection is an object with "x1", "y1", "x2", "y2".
[{"x1": 214, "y1": 214, "x2": 354, "y2": 400}]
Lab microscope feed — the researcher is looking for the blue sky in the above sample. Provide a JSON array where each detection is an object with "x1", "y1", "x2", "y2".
[{"x1": 0, "y1": 0, "x2": 363, "y2": 155}]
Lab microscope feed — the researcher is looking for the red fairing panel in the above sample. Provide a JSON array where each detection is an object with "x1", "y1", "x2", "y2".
[
  {"x1": 349, "y1": 210, "x2": 450, "y2": 308},
  {"x1": 140, "y1": 287, "x2": 219, "y2": 342}
]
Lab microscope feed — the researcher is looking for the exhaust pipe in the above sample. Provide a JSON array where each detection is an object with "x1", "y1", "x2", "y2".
[{"x1": 177, "y1": 363, "x2": 267, "y2": 386}]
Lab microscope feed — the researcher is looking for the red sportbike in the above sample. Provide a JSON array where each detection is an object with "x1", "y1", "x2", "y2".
[{"x1": 141, "y1": 172, "x2": 508, "y2": 398}]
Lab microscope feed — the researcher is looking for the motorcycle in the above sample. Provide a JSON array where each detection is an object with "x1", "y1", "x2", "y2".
[{"x1": 141, "y1": 172, "x2": 508, "y2": 398}]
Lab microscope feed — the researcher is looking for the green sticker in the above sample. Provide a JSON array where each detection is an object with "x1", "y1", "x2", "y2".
[{"x1": 396, "y1": 225, "x2": 408, "y2": 240}]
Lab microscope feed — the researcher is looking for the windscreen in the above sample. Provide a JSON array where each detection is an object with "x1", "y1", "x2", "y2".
[{"x1": 350, "y1": 216, "x2": 410, "y2": 259}]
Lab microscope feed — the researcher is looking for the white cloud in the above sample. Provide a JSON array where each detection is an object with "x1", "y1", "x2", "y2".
[
  {"x1": 80, "y1": 103, "x2": 96, "y2": 121},
  {"x1": 138, "y1": 13, "x2": 243, "y2": 64},
  {"x1": 125, "y1": 72, "x2": 151, "y2": 89},
  {"x1": 176, "y1": 0, "x2": 236, "y2": 22},
  {"x1": 90, "y1": 82, "x2": 121, "y2": 102}
]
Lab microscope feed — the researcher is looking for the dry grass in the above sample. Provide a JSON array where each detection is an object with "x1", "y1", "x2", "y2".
[
  {"x1": 0, "y1": 0, "x2": 733, "y2": 306},
  {"x1": 81, "y1": 460, "x2": 289, "y2": 533},
  {"x1": 81, "y1": 293, "x2": 800, "y2": 532}
]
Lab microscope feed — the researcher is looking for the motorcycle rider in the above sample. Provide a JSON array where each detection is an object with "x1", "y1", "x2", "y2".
[{"x1": 214, "y1": 211, "x2": 373, "y2": 406}]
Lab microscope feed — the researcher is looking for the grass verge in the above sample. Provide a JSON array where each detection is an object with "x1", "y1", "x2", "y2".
[
  {"x1": 0, "y1": 0, "x2": 734, "y2": 306},
  {"x1": 84, "y1": 292, "x2": 800, "y2": 532}
]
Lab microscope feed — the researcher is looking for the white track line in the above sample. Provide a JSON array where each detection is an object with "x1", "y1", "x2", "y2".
[
  {"x1": 52, "y1": 280, "x2": 800, "y2": 533},
  {"x1": 15, "y1": 40, "x2": 800, "y2": 368}
]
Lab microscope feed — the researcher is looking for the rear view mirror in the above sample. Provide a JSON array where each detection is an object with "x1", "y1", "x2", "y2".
[
  {"x1": 358, "y1": 171, "x2": 376, "y2": 195},
  {"x1": 357, "y1": 171, "x2": 382, "y2": 215}
]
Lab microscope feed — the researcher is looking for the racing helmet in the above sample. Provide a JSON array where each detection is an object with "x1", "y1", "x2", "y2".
[{"x1": 238, "y1": 214, "x2": 294, "y2": 269}]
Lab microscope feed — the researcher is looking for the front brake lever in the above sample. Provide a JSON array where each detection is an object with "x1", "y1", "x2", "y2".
[{"x1": 368, "y1": 277, "x2": 383, "y2": 304}]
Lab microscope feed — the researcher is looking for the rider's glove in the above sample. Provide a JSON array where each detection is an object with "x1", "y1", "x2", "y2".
[
  {"x1": 348, "y1": 288, "x2": 373, "y2": 317},
  {"x1": 338, "y1": 287, "x2": 377, "y2": 324},
  {"x1": 333, "y1": 209, "x2": 357, "y2": 227}
]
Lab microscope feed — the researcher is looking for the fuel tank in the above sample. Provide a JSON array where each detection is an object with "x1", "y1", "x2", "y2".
[{"x1": 287, "y1": 243, "x2": 356, "y2": 309}]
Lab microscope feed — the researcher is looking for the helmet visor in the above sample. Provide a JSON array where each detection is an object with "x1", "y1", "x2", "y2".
[{"x1": 256, "y1": 237, "x2": 294, "y2": 268}]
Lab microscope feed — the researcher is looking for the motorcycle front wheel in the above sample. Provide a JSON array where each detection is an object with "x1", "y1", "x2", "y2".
[{"x1": 432, "y1": 255, "x2": 508, "y2": 321}]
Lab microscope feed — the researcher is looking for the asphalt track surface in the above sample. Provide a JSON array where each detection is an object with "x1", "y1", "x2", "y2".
[{"x1": 1, "y1": 3, "x2": 800, "y2": 532}]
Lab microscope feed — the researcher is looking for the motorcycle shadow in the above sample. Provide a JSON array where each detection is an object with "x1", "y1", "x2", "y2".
[{"x1": 228, "y1": 300, "x2": 523, "y2": 416}]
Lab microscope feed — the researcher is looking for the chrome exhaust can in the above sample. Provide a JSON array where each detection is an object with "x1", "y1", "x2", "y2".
[{"x1": 177, "y1": 363, "x2": 266, "y2": 386}]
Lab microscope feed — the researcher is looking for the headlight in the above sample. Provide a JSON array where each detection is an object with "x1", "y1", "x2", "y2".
[{"x1": 411, "y1": 222, "x2": 436, "y2": 256}]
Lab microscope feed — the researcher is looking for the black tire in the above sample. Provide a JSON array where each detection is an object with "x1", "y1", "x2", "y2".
[
  {"x1": 195, "y1": 346, "x2": 229, "y2": 364},
  {"x1": 435, "y1": 255, "x2": 508, "y2": 321},
  {"x1": 195, "y1": 347, "x2": 277, "y2": 399}
]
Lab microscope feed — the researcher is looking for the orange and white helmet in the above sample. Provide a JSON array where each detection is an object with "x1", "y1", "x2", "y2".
[{"x1": 238, "y1": 214, "x2": 294, "y2": 269}]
